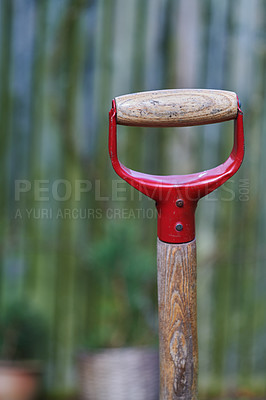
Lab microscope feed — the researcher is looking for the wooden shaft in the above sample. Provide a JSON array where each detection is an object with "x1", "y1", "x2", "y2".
[
  {"x1": 157, "y1": 238, "x2": 198, "y2": 400},
  {"x1": 115, "y1": 89, "x2": 238, "y2": 127}
]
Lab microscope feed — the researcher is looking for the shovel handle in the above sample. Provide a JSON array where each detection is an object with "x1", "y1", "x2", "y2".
[
  {"x1": 157, "y1": 238, "x2": 198, "y2": 400},
  {"x1": 115, "y1": 89, "x2": 238, "y2": 127}
]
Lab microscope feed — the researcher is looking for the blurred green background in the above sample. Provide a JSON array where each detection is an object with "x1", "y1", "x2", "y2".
[{"x1": 0, "y1": 0, "x2": 266, "y2": 398}]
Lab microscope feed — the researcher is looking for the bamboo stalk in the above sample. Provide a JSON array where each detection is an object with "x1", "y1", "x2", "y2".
[{"x1": 0, "y1": 0, "x2": 13, "y2": 308}]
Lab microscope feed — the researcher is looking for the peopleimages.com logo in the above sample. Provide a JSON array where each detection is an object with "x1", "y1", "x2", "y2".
[
  {"x1": 13, "y1": 178, "x2": 250, "y2": 220},
  {"x1": 14, "y1": 178, "x2": 250, "y2": 203}
]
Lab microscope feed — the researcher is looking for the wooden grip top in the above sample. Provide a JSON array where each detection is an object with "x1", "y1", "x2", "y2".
[{"x1": 115, "y1": 89, "x2": 238, "y2": 127}]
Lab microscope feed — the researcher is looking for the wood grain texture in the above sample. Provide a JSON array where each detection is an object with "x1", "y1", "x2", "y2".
[
  {"x1": 115, "y1": 89, "x2": 238, "y2": 127},
  {"x1": 157, "y1": 238, "x2": 198, "y2": 400}
]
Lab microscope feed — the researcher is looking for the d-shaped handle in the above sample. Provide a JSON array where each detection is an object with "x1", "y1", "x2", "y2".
[
  {"x1": 109, "y1": 90, "x2": 244, "y2": 243},
  {"x1": 115, "y1": 89, "x2": 238, "y2": 127}
]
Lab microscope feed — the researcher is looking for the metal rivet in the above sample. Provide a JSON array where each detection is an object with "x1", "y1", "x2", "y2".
[
  {"x1": 176, "y1": 223, "x2": 183, "y2": 232},
  {"x1": 176, "y1": 199, "x2": 184, "y2": 207}
]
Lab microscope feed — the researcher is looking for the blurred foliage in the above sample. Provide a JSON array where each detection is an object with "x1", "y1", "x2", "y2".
[
  {"x1": 83, "y1": 220, "x2": 157, "y2": 348},
  {"x1": 0, "y1": 301, "x2": 48, "y2": 361}
]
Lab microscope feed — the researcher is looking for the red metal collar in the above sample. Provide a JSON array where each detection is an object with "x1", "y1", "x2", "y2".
[{"x1": 109, "y1": 100, "x2": 244, "y2": 244}]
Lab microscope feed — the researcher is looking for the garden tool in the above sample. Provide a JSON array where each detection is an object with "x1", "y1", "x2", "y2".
[{"x1": 109, "y1": 89, "x2": 244, "y2": 400}]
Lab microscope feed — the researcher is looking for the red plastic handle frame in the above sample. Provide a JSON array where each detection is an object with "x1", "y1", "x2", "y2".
[{"x1": 109, "y1": 99, "x2": 244, "y2": 244}]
